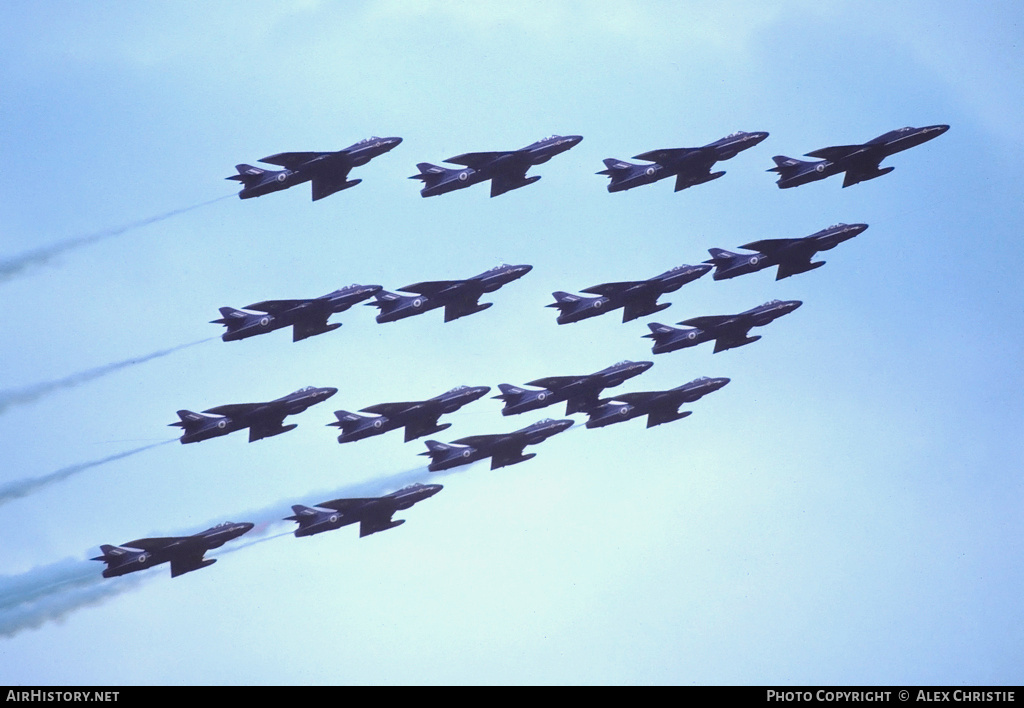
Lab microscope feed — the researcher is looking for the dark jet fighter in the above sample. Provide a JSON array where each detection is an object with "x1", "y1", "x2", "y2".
[
  {"x1": 420, "y1": 418, "x2": 573, "y2": 472},
  {"x1": 494, "y1": 360, "x2": 653, "y2": 416},
  {"x1": 768, "y1": 125, "x2": 948, "y2": 189},
  {"x1": 585, "y1": 377, "x2": 730, "y2": 429},
  {"x1": 286, "y1": 484, "x2": 443, "y2": 538},
  {"x1": 170, "y1": 386, "x2": 337, "y2": 443},
  {"x1": 410, "y1": 135, "x2": 583, "y2": 198},
  {"x1": 212, "y1": 284, "x2": 383, "y2": 342},
  {"x1": 329, "y1": 385, "x2": 491, "y2": 443},
  {"x1": 548, "y1": 263, "x2": 712, "y2": 325},
  {"x1": 227, "y1": 136, "x2": 403, "y2": 201},
  {"x1": 367, "y1": 264, "x2": 532, "y2": 323},
  {"x1": 598, "y1": 131, "x2": 768, "y2": 193},
  {"x1": 92, "y1": 521, "x2": 254, "y2": 578},
  {"x1": 644, "y1": 300, "x2": 802, "y2": 354},
  {"x1": 706, "y1": 223, "x2": 868, "y2": 281}
]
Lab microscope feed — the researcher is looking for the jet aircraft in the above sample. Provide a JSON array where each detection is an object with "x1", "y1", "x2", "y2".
[
  {"x1": 367, "y1": 264, "x2": 532, "y2": 323},
  {"x1": 706, "y1": 223, "x2": 868, "y2": 281},
  {"x1": 644, "y1": 300, "x2": 802, "y2": 354},
  {"x1": 212, "y1": 284, "x2": 383, "y2": 342},
  {"x1": 420, "y1": 418, "x2": 574, "y2": 472},
  {"x1": 548, "y1": 263, "x2": 712, "y2": 324},
  {"x1": 286, "y1": 484, "x2": 443, "y2": 538},
  {"x1": 227, "y1": 136, "x2": 403, "y2": 200},
  {"x1": 768, "y1": 125, "x2": 948, "y2": 188},
  {"x1": 170, "y1": 386, "x2": 337, "y2": 443},
  {"x1": 598, "y1": 131, "x2": 768, "y2": 193},
  {"x1": 494, "y1": 360, "x2": 653, "y2": 416},
  {"x1": 92, "y1": 521, "x2": 254, "y2": 578},
  {"x1": 329, "y1": 385, "x2": 491, "y2": 443},
  {"x1": 585, "y1": 377, "x2": 730, "y2": 429},
  {"x1": 410, "y1": 135, "x2": 583, "y2": 198}
]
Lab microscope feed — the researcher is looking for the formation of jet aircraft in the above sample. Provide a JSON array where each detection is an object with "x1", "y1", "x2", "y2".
[
  {"x1": 227, "y1": 136, "x2": 403, "y2": 201},
  {"x1": 598, "y1": 131, "x2": 769, "y2": 193},
  {"x1": 410, "y1": 135, "x2": 583, "y2": 198},
  {"x1": 548, "y1": 263, "x2": 712, "y2": 324},
  {"x1": 368, "y1": 264, "x2": 532, "y2": 323},
  {"x1": 212, "y1": 284, "x2": 383, "y2": 342},
  {"x1": 286, "y1": 484, "x2": 443, "y2": 538},
  {"x1": 92, "y1": 124, "x2": 946, "y2": 581},
  {"x1": 329, "y1": 385, "x2": 491, "y2": 443},
  {"x1": 494, "y1": 360, "x2": 654, "y2": 416},
  {"x1": 92, "y1": 522, "x2": 254, "y2": 578},
  {"x1": 706, "y1": 223, "x2": 868, "y2": 281},
  {"x1": 585, "y1": 377, "x2": 730, "y2": 429},
  {"x1": 768, "y1": 125, "x2": 948, "y2": 189},
  {"x1": 420, "y1": 418, "x2": 574, "y2": 472},
  {"x1": 645, "y1": 300, "x2": 803, "y2": 354},
  {"x1": 170, "y1": 386, "x2": 337, "y2": 443}
]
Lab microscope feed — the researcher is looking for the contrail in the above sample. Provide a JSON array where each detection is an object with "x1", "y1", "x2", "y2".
[
  {"x1": 0, "y1": 463, "x2": 449, "y2": 637},
  {"x1": 0, "y1": 195, "x2": 233, "y2": 284},
  {"x1": 0, "y1": 337, "x2": 216, "y2": 416},
  {"x1": 0, "y1": 559, "x2": 145, "y2": 638},
  {"x1": 0, "y1": 440, "x2": 173, "y2": 508}
]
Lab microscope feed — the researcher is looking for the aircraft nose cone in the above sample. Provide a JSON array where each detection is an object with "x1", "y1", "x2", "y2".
[
  {"x1": 750, "y1": 131, "x2": 769, "y2": 144},
  {"x1": 425, "y1": 484, "x2": 443, "y2": 496},
  {"x1": 929, "y1": 125, "x2": 950, "y2": 135},
  {"x1": 638, "y1": 361, "x2": 655, "y2": 372},
  {"x1": 695, "y1": 263, "x2": 714, "y2": 275},
  {"x1": 789, "y1": 300, "x2": 803, "y2": 310},
  {"x1": 238, "y1": 522, "x2": 255, "y2": 534},
  {"x1": 322, "y1": 387, "x2": 339, "y2": 399}
]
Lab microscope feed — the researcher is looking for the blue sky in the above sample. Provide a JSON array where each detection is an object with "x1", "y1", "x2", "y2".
[{"x1": 0, "y1": 0, "x2": 1021, "y2": 685}]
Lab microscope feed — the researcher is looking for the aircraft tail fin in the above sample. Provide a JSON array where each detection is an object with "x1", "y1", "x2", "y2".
[
  {"x1": 285, "y1": 504, "x2": 320, "y2": 522},
  {"x1": 547, "y1": 291, "x2": 582, "y2": 313},
  {"x1": 643, "y1": 323, "x2": 677, "y2": 345},
  {"x1": 492, "y1": 383, "x2": 527, "y2": 405},
  {"x1": 227, "y1": 164, "x2": 267, "y2": 187},
  {"x1": 767, "y1": 155, "x2": 810, "y2": 178},
  {"x1": 705, "y1": 248, "x2": 743, "y2": 264},
  {"x1": 210, "y1": 306, "x2": 250, "y2": 327},
  {"x1": 597, "y1": 158, "x2": 632, "y2": 176},
  {"x1": 169, "y1": 410, "x2": 209, "y2": 431},
  {"x1": 409, "y1": 163, "x2": 450, "y2": 188}
]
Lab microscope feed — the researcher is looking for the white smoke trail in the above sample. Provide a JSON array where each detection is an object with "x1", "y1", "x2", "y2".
[
  {"x1": 0, "y1": 195, "x2": 233, "y2": 283},
  {"x1": 0, "y1": 441, "x2": 173, "y2": 508},
  {"x1": 0, "y1": 463, "x2": 455, "y2": 637},
  {"x1": 0, "y1": 338, "x2": 216, "y2": 416}
]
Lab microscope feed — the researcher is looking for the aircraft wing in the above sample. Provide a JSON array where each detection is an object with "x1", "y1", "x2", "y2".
[
  {"x1": 632, "y1": 147, "x2": 703, "y2": 164},
  {"x1": 243, "y1": 299, "x2": 315, "y2": 315},
  {"x1": 443, "y1": 297, "x2": 485, "y2": 322},
  {"x1": 803, "y1": 144, "x2": 865, "y2": 161},
  {"x1": 580, "y1": 281, "x2": 644, "y2": 297},
  {"x1": 168, "y1": 552, "x2": 212, "y2": 577},
  {"x1": 450, "y1": 433, "x2": 503, "y2": 449},
  {"x1": 525, "y1": 375, "x2": 581, "y2": 390},
  {"x1": 647, "y1": 407, "x2": 691, "y2": 427},
  {"x1": 248, "y1": 415, "x2": 289, "y2": 442},
  {"x1": 359, "y1": 507, "x2": 400, "y2": 537},
  {"x1": 444, "y1": 151, "x2": 519, "y2": 169},
  {"x1": 292, "y1": 315, "x2": 333, "y2": 341},
  {"x1": 677, "y1": 314, "x2": 733, "y2": 330},
  {"x1": 203, "y1": 402, "x2": 261, "y2": 418},
  {"x1": 259, "y1": 152, "x2": 330, "y2": 169},
  {"x1": 739, "y1": 238, "x2": 795, "y2": 255},
  {"x1": 622, "y1": 294, "x2": 662, "y2": 323},
  {"x1": 490, "y1": 444, "x2": 529, "y2": 470},
  {"x1": 122, "y1": 537, "x2": 184, "y2": 552},
  {"x1": 398, "y1": 280, "x2": 464, "y2": 296},
  {"x1": 361, "y1": 401, "x2": 420, "y2": 416},
  {"x1": 314, "y1": 498, "x2": 374, "y2": 513}
]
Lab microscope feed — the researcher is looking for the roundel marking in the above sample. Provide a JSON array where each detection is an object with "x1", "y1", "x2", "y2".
[
  {"x1": 330, "y1": 515, "x2": 339, "y2": 524},
  {"x1": 687, "y1": 331, "x2": 696, "y2": 340},
  {"x1": 413, "y1": 298, "x2": 423, "y2": 308},
  {"x1": 645, "y1": 167, "x2": 656, "y2": 176},
  {"x1": 462, "y1": 449, "x2": 471, "y2": 458},
  {"x1": 217, "y1": 419, "x2": 227, "y2": 429},
  {"x1": 260, "y1": 317, "x2": 270, "y2": 326},
  {"x1": 537, "y1": 392, "x2": 547, "y2": 401},
  {"x1": 459, "y1": 172, "x2": 469, "y2": 181},
  {"x1": 594, "y1": 300, "x2": 603, "y2": 308},
  {"x1": 277, "y1": 173, "x2": 288, "y2": 182},
  {"x1": 749, "y1": 256, "x2": 759, "y2": 265},
  {"x1": 138, "y1": 553, "x2": 148, "y2": 564},
  {"x1": 815, "y1": 163, "x2": 826, "y2": 173},
  {"x1": 373, "y1": 419, "x2": 383, "y2": 429}
]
